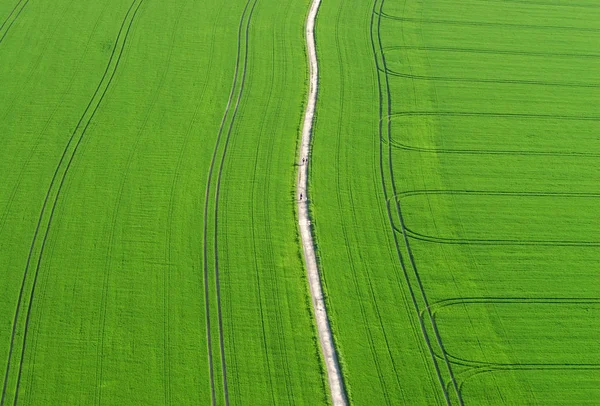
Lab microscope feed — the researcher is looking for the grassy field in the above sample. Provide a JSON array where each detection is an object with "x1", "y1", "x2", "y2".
[
  {"x1": 313, "y1": 0, "x2": 600, "y2": 404},
  {"x1": 0, "y1": 0, "x2": 326, "y2": 404},
  {"x1": 2, "y1": 0, "x2": 599, "y2": 404}
]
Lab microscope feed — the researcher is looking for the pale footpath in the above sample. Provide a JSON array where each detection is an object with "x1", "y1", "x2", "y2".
[{"x1": 297, "y1": 0, "x2": 348, "y2": 404}]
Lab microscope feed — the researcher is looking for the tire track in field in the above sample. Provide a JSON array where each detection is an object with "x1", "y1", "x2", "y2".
[
  {"x1": 393, "y1": 196, "x2": 600, "y2": 388},
  {"x1": 426, "y1": 297, "x2": 600, "y2": 317},
  {"x1": 395, "y1": 189, "x2": 600, "y2": 199},
  {"x1": 371, "y1": 0, "x2": 463, "y2": 403},
  {"x1": 0, "y1": 0, "x2": 25, "y2": 31},
  {"x1": 474, "y1": 0, "x2": 600, "y2": 10},
  {"x1": 201, "y1": 0, "x2": 257, "y2": 403},
  {"x1": 0, "y1": 0, "x2": 101, "y2": 237},
  {"x1": 330, "y1": 1, "x2": 400, "y2": 402},
  {"x1": 372, "y1": 0, "x2": 453, "y2": 401},
  {"x1": 389, "y1": 111, "x2": 600, "y2": 121},
  {"x1": 265, "y1": 5, "x2": 296, "y2": 400},
  {"x1": 443, "y1": 353, "x2": 600, "y2": 371},
  {"x1": 0, "y1": 0, "x2": 30, "y2": 45},
  {"x1": 247, "y1": 22, "x2": 279, "y2": 404},
  {"x1": 443, "y1": 350, "x2": 600, "y2": 370},
  {"x1": 389, "y1": 140, "x2": 600, "y2": 157},
  {"x1": 164, "y1": 2, "x2": 223, "y2": 403},
  {"x1": 94, "y1": 4, "x2": 183, "y2": 405},
  {"x1": 381, "y1": 1, "x2": 599, "y2": 401},
  {"x1": 384, "y1": 45, "x2": 600, "y2": 59},
  {"x1": 432, "y1": 297, "x2": 600, "y2": 378},
  {"x1": 425, "y1": 298, "x2": 600, "y2": 369},
  {"x1": 212, "y1": 2, "x2": 258, "y2": 403},
  {"x1": 377, "y1": 13, "x2": 600, "y2": 33},
  {"x1": 402, "y1": 229, "x2": 600, "y2": 247},
  {"x1": 0, "y1": 0, "x2": 79, "y2": 125},
  {"x1": 0, "y1": 1, "x2": 146, "y2": 404},
  {"x1": 386, "y1": 39, "x2": 600, "y2": 157},
  {"x1": 454, "y1": 363, "x2": 600, "y2": 399},
  {"x1": 18, "y1": 2, "x2": 107, "y2": 379},
  {"x1": 386, "y1": 110, "x2": 600, "y2": 152},
  {"x1": 411, "y1": 6, "x2": 502, "y2": 389},
  {"x1": 385, "y1": 110, "x2": 600, "y2": 147},
  {"x1": 383, "y1": 67, "x2": 600, "y2": 88},
  {"x1": 246, "y1": 9, "x2": 297, "y2": 399}
]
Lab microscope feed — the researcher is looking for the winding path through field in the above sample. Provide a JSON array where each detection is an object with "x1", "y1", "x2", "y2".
[{"x1": 298, "y1": 0, "x2": 347, "y2": 404}]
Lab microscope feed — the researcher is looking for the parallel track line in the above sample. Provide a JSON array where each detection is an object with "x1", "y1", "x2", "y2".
[
  {"x1": 0, "y1": 1, "x2": 146, "y2": 403},
  {"x1": 201, "y1": 0, "x2": 257, "y2": 403}
]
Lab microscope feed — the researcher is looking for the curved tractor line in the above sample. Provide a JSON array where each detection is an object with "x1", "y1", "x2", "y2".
[
  {"x1": 0, "y1": 0, "x2": 146, "y2": 404},
  {"x1": 297, "y1": 0, "x2": 347, "y2": 404},
  {"x1": 0, "y1": 0, "x2": 31, "y2": 46}
]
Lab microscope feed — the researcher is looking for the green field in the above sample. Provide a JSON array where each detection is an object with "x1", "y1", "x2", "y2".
[
  {"x1": 0, "y1": 0, "x2": 326, "y2": 404},
  {"x1": 312, "y1": 0, "x2": 600, "y2": 404},
  {"x1": 1, "y1": 0, "x2": 599, "y2": 404}
]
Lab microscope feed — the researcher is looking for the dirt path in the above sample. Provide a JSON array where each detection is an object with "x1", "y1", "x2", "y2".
[{"x1": 298, "y1": 0, "x2": 347, "y2": 404}]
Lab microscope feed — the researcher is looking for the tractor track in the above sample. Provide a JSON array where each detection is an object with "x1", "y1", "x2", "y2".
[
  {"x1": 377, "y1": 13, "x2": 600, "y2": 33},
  {"x1": 371, "y1": 0, "x2": 466, "y2": 403},
  {"x1": 201, "y1": 0, "x2": 257, "y2": 403},
  {"x1": 0, "y1": 0, "x2": 31, "y2": 45},
  {"x1": 383, "y1": 67, "x2": 600, "y2": 89},
  {"x1": 389, "y1": 190, "x2": 600, "y2": 247},
  {"x1": 374, "y1": 0, "x2": 600, "y2": 402},
  {"x1": 383, "y1": 45, "x2": 600, "y2": 59},
  {"x1": 330, "y1": 0, "x2": 399, "y2": 402},
  {"x1": 388, "y1": 111, "x2": 600, "y2": 121},
  {"x1": 0, "y1": 0, "x2": 146, "y2": 404}
]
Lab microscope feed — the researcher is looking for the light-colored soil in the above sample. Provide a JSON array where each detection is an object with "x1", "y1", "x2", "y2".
[{"x1": 298, "y1": 0, "x2": 347, "y2": 404}]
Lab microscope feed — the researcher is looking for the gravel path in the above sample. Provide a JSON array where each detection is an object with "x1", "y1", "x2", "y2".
[{"x1": 298, "y1": 0, "x2": 347, "y2": 404}]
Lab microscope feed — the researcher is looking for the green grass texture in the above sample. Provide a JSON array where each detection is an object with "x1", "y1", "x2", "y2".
[
  {"x1": 0, "y1": 0, "x2": 326, "y2": 404},
  {"x1": 312, "y1": 0, "x2": 600, "y2": 404}
]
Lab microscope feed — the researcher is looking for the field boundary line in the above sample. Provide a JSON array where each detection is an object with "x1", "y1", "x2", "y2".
[{"x1": 297, "y1": 0, "x2": 347, "y2": 403}]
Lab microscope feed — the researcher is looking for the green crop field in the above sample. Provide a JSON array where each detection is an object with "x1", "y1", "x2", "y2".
[
  {"x1": 312, "y1": 0, "x2": 600, "y2": 404},
  {"x1": 1, "y1": 0, "x2": 599, "y2": 404},
  {"x1": 0, "y1": 0, "x2": 326, "y2": 404}
]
